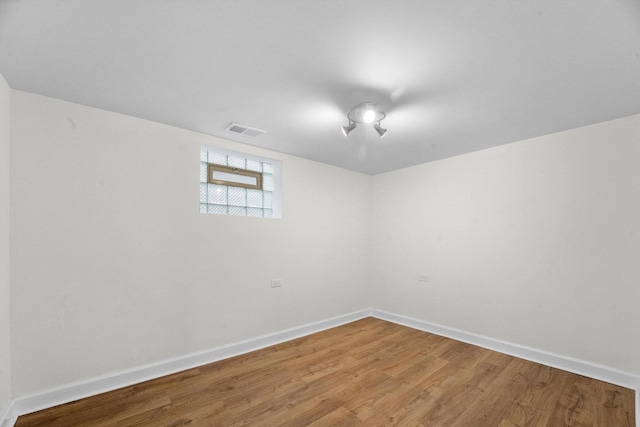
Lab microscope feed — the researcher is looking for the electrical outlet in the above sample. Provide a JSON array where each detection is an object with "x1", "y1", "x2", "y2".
[
  {"x1": 271, "y1": 278, "x2": 282, "y2": 288},
  {"x1": 418, "y1": 274, "x2": 429, "y2": 282}
]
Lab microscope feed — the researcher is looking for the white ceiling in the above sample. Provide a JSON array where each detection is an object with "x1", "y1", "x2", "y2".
[{"x1": 1, "y1": 0, "x2": 640, "y2": 175}]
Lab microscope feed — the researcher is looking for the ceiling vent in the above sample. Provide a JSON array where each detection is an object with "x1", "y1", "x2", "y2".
[{"x1": 225, "y1": 123, "x2": 266, "y2": 137}]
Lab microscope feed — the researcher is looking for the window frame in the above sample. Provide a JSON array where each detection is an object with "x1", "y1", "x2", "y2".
[{"x1": 207, "y1": 163, "x2": 263, "y2": 190}]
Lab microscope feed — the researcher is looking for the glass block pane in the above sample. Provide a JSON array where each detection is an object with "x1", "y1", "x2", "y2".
[
  {"x1": 263, "y1": 191, "x2": 273, "y2": 209},
  {"x1": 200, "y1": 162, "x2": 208, "y2": 183},
  {"x1": 200, "y1": 149, "x2": 208, "y2": 162},
  {"x1": 200, "y1": 183, "x2": 208, "y2": 203},
  {"x1": 208, "y1": 152, "x2": 227, "y2": 166},
  {"x1": 246, "y1": 189, "x2": 263, "y2": 208},
  {"x1": 200, "y1": 204, "x2": 208, "y2": 213},
  {"x1": 247, "y1": 208, "x2": 263, "y2": 217},
  {"x1": 263, "y1": 163, "x2": 273, "y2": 174},
  {"x1": 228, "y1": 206, "x2": 247, "y2": 216},
  {"x1": 263, "y1": 209, "x2": 273, "y2": 218},
  {"x1": 208, "y1": 204, "x2": 227, "y2": 215},
  {"x1": 228, "y1": 187, "x2": 247, "y2": 206},
  {"x1": 208, "y1": 184, "x2": 227, "y2": 205},
  {"x1": 246, "y1": 159, "x2": 262, "y2": 172},
  {"x1": 263, "y1": 174, "x2": 274, "y2": 191},
  {"x1": 227, "y1": 156, "x2": 246, "y2": 169}
]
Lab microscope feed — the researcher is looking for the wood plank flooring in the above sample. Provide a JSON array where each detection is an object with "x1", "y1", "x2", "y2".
[{"x1": 16, "y1": 317, "x2": 635, "y2": 426}]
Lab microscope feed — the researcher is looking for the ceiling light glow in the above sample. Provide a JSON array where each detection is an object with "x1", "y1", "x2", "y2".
[{"x1": 363, "y1": 110, "x2": 375, "y2": 123}]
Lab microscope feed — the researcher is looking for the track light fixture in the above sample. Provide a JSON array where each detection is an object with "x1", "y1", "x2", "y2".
[{"x1": 342, "y1": 102, "x2": 387, "y2": 138}]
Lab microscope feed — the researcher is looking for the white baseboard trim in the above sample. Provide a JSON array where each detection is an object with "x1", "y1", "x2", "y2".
[
  {"x1": 636, "y1": 388, "x2": 640, "y2": 427},
  {"x1": 5, "y1": 309, "x2": 371, "y2": 425},
  {"x1": 371, "y1": 309, "x2": 640, "y2": 391},
  {"x1": 0, "y1": 401, "x2": 17, "y2": 427}
]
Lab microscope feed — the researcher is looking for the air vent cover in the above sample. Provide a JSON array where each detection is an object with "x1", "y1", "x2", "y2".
[{"x1": 225, "y1": 123, "x2": 266, "y2": 137}]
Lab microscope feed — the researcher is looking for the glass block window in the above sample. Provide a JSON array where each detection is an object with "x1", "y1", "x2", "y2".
[{"x1": 200, "y1": 146, "x2": 281, "y2": 218}]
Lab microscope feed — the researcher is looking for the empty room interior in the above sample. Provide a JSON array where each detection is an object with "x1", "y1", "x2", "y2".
[{"x1": 1, "y1": 1, "x2": 640, "y2": 426}]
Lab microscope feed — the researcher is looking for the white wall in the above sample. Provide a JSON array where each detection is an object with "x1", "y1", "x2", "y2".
[
  {"x1": 10, "y1": 91, "x2": 371, "y2": 396},
  {"x1": 0, "y1": 74, "x2": 12, "y2": 413},
  {"x1": 370, "y1": 114, "x2": 640, "y2": 376},
  {"x1": 8, "y1": 86, "x2": 640, "y2": 401}
]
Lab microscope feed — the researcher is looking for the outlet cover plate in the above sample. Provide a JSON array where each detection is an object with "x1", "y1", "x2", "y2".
[{"x1": 271, "y1": 278, "x2": 282, "y2": 288}]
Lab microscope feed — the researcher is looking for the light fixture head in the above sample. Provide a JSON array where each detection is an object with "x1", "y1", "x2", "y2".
[
  {"x1": 342, "y1": 102, "x2": 387, "y2": 138},
  {"x1": 374, "y1": 122, "x2": 387, "y2": 138},
  {"x1": 341, "y1": 121, "x2": 357, "y2": 136}
]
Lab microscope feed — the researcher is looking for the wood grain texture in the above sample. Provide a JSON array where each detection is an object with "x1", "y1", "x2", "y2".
[{"x1": 16, "y1": 318, "x2": 635, "y2": 426}]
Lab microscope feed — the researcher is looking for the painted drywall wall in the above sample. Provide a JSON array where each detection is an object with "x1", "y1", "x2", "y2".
[
  {"x1": 0, "y1": 74, "x2": 11, "y2": 414},
  {"x1": 9, "y1": 85, "x2": 640, "y2": 401},
  {"x1": 370, "y1": 113, "x2": 640, "y2": 375},
  {"x1": 9, "y1": 91, "x2": 371, "y2": 396}
]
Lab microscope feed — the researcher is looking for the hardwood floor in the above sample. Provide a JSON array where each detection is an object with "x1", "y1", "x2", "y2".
[{"x1": 16, "y1": 318, "x2": 635, "y2": 426}]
